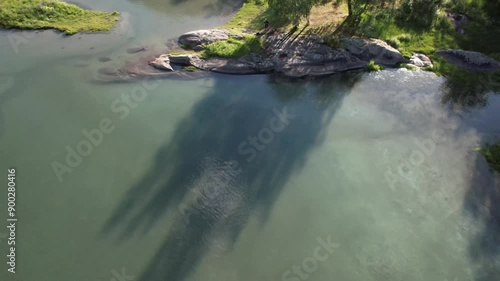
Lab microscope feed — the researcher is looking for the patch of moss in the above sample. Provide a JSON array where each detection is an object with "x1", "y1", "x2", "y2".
[
  {"x1": 182, "y1": 66, "x2": 198, "y2": 72},
  {"x1": 0, "y1": 0, "x2": 119, "y2": 35},
  {"x1": 480, "y1": 143, "x2": 500, "y2": 173},
  {"x1": 365, "y1": 60, "x2": 384, "y2": 72},
  {"x1": 399, "y1": 63, "x2": 417, "y2": 71},
  {"x1": 201, "y1": 35, "x2": 263, "y2": 59}
]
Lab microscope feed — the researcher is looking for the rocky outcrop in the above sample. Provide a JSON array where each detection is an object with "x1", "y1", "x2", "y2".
[
  {"x1": 435, "y1": 50, "x2": 500, "y2": 72},
  {"x1": 266, "y1": 34, "x2": 366, "y2": 77},
  {"x1": 342, "y1": 38, "x2": 406, "y2": 66},
  {"x1": 148, "y1": 54, "x2": 174, "y2": 71},
  {"x1": 146, "y1": 30, "x2": 412, "y2": 78},
  {"x1": 409, "y1": 53, "x2": 433, "y2": 68},
  {"x1": 163, "y1": 33, "x2": 368, "y2": 77},
  {"x1": 178, "y1": 29, "x2": 229, "y2": 47}
]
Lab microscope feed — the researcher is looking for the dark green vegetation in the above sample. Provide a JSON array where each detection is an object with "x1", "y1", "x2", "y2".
[
  {"x1": 0, "y1": 0, "x2": 119, "y2": 35},
  {"x1": 201, "y1": 36, "x2": 263, "y2": 59},
  {"x1": 480, "y1": 143, "x2": 500, "y2": 173},
  {"x1": 222, "y1": 0, "x2": 267, "y2": 29},
  {"x1": 365, "y1": 60, "x2": 383, "y2": 71}
]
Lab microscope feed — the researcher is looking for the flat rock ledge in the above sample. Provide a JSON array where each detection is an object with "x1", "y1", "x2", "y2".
[
  {"x1": 150, "y1": 29, "x2": 409, "y2": 78},
  {"x1": 436, "y1": 49, "x2": 500, "y2": 72}
]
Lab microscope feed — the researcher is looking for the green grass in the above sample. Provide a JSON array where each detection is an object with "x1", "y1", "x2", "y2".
[
  {"x1": 359, "y1": 11, "x2": 459, "y2": 58},
  {"x1": 357, "y1": 8, "x2": 500, "y2": 77},
  {"x1": 0, "y1": 0, "x2": 119, "y2": 35},
  {"x1": 480, "y1": 143, "x2": 500, "y2": 173},
  {"x1": 182, "y1": 66, "x2": 198, "y2": 72},
  {"x1": 221, "y1": 0, "x2": 267, "y2": 30},
  {"x1": 365, "y1": 60, "x2": 383, "y2": 72},
  {"x1": 201, "y1": 35, "x2": 263, "y2": 58},
  {"x1": 399, "y1": 63, "x2": 417, "y2": 70}
]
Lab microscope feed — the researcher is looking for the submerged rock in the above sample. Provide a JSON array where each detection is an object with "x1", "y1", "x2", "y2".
[
  {"x1": 98, "y1": 57, "x2": 112, "y2": 62},
  {"x1": 178, "y1": 29, "x2": 229, "y2": 48},
  {"x1": 168, "y1": 54, "x2": 203, "y2": 67},
  {"x1": 409, "y1": 53, "x2": 433, "y2": 68},
  {"x1": 126, "y1": 47, "x2": 146, "y2": 54},
  {"x1": 342, "y1": 38, "x2": 406, "y2": 66},
  {"x1": 435, "y1": 49, "x2": 500, "y2": 72}
]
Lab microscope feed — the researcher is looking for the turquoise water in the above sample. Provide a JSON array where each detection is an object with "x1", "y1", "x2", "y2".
[{"x1": 0, "y1": 1, "x2": 499, "y2": 281}]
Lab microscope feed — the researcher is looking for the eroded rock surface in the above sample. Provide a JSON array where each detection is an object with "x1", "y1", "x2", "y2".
[
  {"x1": 147, "y1": 30, "x2": 413, "y2": 78},
  {"x1": 342, "y1": 38, "x2": 406, "y2": 66},
  {"x1": 178, "y1": 29, "x2": 229, "y2": 47},
  {"x1": 436, "y1": 50, "x2": 500, "y2": 72}
]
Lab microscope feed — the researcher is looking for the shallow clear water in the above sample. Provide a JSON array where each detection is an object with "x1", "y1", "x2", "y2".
[{"x1": 0, "y1": 1, "x2": 499, "y2": 281}]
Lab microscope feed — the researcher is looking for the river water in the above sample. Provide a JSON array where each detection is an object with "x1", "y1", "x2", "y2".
[{"x1": 0, "y1": 1, "x2": 499, "y2": 281}]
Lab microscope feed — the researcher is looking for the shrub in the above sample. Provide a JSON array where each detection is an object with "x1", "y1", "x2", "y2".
[
  {"x1": 323, "y1": 34, "x2": 341, "y2": 48},
  {"x1": 397, "y1": 34, "x2": 412, "y2": 43},
  {"x1": 387, "y1": 37, "x2": 401, "y2": 48},
  {"x1": 434, "y1": 14, "x2": 454, "y2": 30},
  {"x1": 366, "y1": 60, "x2": 384, "y2": 72},
  {"x1": 397, "y1": 0, "x2": 444, "y2": 29}
]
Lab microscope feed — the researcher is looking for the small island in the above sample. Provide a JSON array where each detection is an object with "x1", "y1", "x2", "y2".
[{"x1": 0, "y1": 0, "x2": 119, "y2": 34}]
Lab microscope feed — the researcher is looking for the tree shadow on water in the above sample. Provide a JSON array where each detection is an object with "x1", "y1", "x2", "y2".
[
  {"x1": 101, "y1": 73, "x2": 361, "y2": 281},
  {"x1": 463, "y1": 155, "x2": 500, "y2": 281}
]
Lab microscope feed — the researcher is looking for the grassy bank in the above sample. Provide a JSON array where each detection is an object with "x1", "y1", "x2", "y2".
[
  {"x1": 221, "y1": 0, "x2": 267, "y2": 30},
  {"x1": 0, "y1": 0, "x2": 119, "y2": 35},
  {"x1": 201, "y1": 35, "x2": 263, "y2": 58}
]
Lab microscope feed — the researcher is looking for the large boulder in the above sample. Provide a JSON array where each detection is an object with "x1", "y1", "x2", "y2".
[
  {"x1": 435, "y1": 49, "x2": 500, "y2": 72},
  {"x1": 178, "y1": 29, "x2": 229, "y2": 48},
  {"x1": 266, "y1": 35, "x2": 367, "y2": 77},
  {"x1": 342, "y1": 38, "x2": 406, "y2": 66},
  {"x1": 409, "y1": 53, "x2": 433, "y2": 68},
  {"x1": 168, "y1": 54, "x2": 203, "y2": 67}
]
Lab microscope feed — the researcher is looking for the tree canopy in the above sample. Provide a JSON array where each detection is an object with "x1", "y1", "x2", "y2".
[{"x1": 267, "y1": 0, "x2": 330, "y2": 25}]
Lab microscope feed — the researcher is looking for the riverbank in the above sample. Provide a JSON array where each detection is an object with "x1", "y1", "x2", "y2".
[
  {"x1": 0, "y1": 0, "x2": 119, "y2": 34},
  {"x1": 150, "y1": 1, "x2": 500, "y2": 77}
]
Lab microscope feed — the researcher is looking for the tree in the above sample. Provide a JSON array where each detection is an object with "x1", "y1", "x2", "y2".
[{"x1": 267, "y1": 0, "x2": 330, "y2": 25}]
